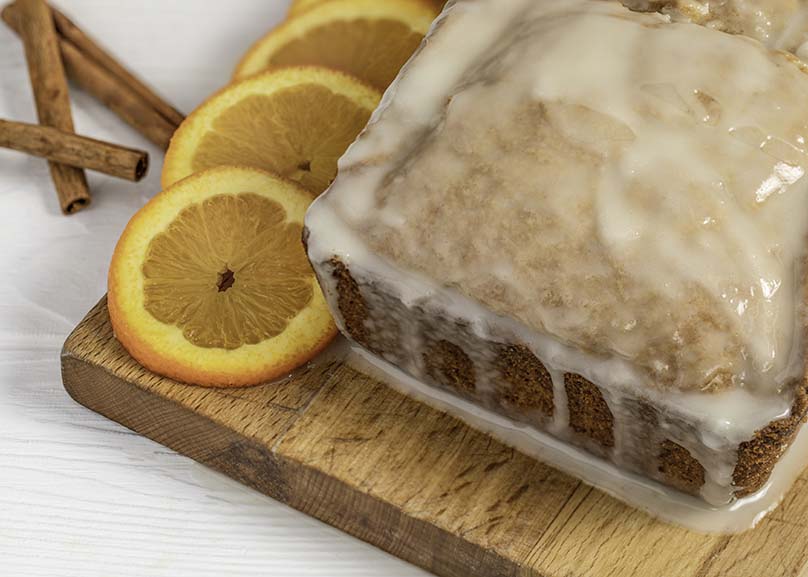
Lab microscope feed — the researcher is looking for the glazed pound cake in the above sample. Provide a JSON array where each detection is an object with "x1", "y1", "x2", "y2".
[{"x1": 305, "y1": 0, "x2": 808, "y2": 530}]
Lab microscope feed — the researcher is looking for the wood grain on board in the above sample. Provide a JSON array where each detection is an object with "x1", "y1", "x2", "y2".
[{"x1": 61, "y1": 299, "x2": 808, "y2": 577}]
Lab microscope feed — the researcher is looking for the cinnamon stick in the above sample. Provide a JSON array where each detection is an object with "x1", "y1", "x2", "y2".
[
  {"x1": 12, "y1": 0, "x2": 90, "y2": 214},
  {"x1": 50, "y1": 7, "x2": 185, "y2": 127},
  {"x1": 2, "y1": 2, "x2": 181, "y2": 150},
  {"x1": 0, "y1": 119, "x2": 149, "y2": 181},
  {"x1": 59, "y1": 40, "x2": 178, "y2": 150}
]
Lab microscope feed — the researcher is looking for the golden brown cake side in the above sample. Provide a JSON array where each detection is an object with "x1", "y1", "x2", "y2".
[{"x1": 318, "y1": 258, "x2": 808, "y2": 498}]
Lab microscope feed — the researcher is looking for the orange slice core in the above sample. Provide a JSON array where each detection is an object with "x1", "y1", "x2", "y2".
[{"x1": 142, "y1": 192, "x2": 314, "y2": 350}]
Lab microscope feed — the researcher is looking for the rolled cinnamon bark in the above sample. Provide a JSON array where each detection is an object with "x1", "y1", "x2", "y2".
[
  {"x1": 13, "y1": 0, "x2": 90, "y2": 214},
  {"x1": 2, "y1": 2, "x2": 180, "y2": 150},
  {"x1": 59, "y1": 40, "x2": 178, "y2": 150},
  {"x1": 0, "y1": 119, "x2": 149, "y2": 182},
  {"x1": 50, "y1": 7, "x2": 185, "y2": 127}
]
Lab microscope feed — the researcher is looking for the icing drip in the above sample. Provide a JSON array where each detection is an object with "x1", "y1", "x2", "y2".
[{"x1": 348, "y1": 345, "x2": 808, "y2": 533}]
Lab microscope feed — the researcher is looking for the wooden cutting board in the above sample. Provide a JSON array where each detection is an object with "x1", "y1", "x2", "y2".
[{"x1": 61, "y1": 298, "x2": 808, "y2": 577}]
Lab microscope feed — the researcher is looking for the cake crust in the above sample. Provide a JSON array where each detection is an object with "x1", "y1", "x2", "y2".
[{"x1": 318, "y1": 259, "x2": 806, "y2": 498}]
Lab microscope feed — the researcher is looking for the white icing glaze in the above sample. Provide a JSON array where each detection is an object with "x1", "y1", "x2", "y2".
[
  {"x1": 774, "y1": 4, "x2": 808, "y2": 52},
  {"x1": 305, "y1": 0, "x2": 808, "y2": 517},
  {"x1": 348, "y1": 345, "x2": 808, "y2": 533},
  {"x1": 311, "y1": 0, "x2": 808, "y2": 395}
]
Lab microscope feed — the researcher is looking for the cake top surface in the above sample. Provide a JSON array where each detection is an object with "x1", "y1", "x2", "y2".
[
  {"x1": 624, "y1": 0, "x2": 808, "y2": 54},
  {"x1": 306, "y1": 0, "x2": 808, "y2": 395}
]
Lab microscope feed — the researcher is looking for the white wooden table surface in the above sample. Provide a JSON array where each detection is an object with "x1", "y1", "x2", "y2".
[{"x1": 0, "y1": 2, "x2": 428, "y2": 575}]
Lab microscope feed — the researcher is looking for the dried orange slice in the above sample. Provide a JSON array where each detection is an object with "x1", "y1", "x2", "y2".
[
  {"x1": 234, "y1": 0, "x2": 436, "y2": 90},
  {"x1": 162, "y1": 66, "x2": 380, "y2": 193},
  {"x1": 108, "y1": 166, "x2": 337, "y2": 387},
  {"x1": 287, "y1": 0, "x2": 445, "y2": 18}
]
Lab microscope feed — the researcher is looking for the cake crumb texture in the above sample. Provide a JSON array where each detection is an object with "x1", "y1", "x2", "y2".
[
  {"x1": 658, "y1": 440, "x2": 706, "y2": 495},
  {"x1": 494, "y1": 344, "x2": 554, "y2": 416},
  {"x1": 733, "y1": 381, "x2": 808, "y2": 495},
  {"x1": 565, "y1": 373, "x2": 615, "y2": 448},
  {"x1": 424, "y1": 339, "x2": 477, "y2": 396},
  {"x1": 331, "y1": 259, "x2": 373, "y2": 350}
]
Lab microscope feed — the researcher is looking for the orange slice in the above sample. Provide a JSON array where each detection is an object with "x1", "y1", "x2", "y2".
[
  {"x1": 108, "y1": 166, "x2": 337, "y2": 387},
  {"x1": 162, "y1": 67, "x2": 379, "y2": 193},
  {"x1": 234, "y1": 0, "x2": 436, "y2": 90}
]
